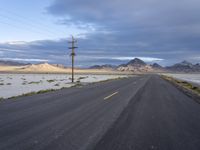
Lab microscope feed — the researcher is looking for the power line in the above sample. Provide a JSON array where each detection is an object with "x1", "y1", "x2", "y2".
[
  {"x1": 0, "y1": 7, "x2": 65, "y2": 34},
  {"x1": 0, "y1": 8, "x2": 66, "y2": 37},
  {"x1": 0, "y1": 14, "x2": 60, "y2": 37},
  {"x1": 0, "y1": 18, "x2": 56, "y2": 38}
]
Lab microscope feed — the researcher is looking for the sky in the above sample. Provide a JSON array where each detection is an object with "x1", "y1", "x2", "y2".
[{"x1": 0, "y1": 0, "x2": 200, "y2": 67}]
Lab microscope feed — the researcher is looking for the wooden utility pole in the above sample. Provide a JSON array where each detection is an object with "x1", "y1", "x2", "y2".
[{"x1": 68, "y1": 36, "x2": 77, "y2": 83}]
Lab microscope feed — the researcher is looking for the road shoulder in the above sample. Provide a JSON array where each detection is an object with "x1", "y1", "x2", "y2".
[{"x1": 161, "y1": 75, "x2": 200, "y2": 103}]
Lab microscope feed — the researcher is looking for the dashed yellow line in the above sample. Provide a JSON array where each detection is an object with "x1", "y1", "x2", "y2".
[{"x1": 104, "y1": 92, "x2": 118, "y2": 100}]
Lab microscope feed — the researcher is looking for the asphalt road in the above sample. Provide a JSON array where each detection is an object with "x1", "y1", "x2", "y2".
[{"x1": 1, "y1": 75, "x2": 200, "y2": 150}]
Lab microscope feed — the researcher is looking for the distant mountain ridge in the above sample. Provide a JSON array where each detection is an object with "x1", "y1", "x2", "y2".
[
  {"x1": 90, "y1": 64, "x2": 117, "y2": 70},
  {"x1": 1, "y1": 58, "x2": 200, "y2": 73},
  {"x1": 89, "y1": 58, "x2": 200, "y2": 73},
  {"x1": 166, "y1": 61, "x2": 200, "y2": 72},
  {"x1": 0, "y1": 60, "x2": 30, "y2": 66}
]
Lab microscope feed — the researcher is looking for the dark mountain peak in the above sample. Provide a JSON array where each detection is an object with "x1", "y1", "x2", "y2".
[
  {"x1": 171, "y1": 60, "x2": 193, "y2": 69},
  {"x1": 89, "y1": 64, "x2": 116, "y2": 69},
  {"x1": 102, "y1": 64, "x2": 117, "y2": 68},
  {"x1": 179, "y1": 60, "x2": 193, "y2": 66},
  {"x1": 166, "y1": 60, "x2": 200, "y2": 72},
  {"x1": 89, "y1": 65, "x2": 101, "y2": 69},
  {"x1": 194, "y1": 63, "x2": 200, "y2": 70},
  {"x1": 152, "y1": 63, "x2": 163, "y2": 68},
  {"x1": 127, "y1": 58, "x2": 146, "y2": 66}
]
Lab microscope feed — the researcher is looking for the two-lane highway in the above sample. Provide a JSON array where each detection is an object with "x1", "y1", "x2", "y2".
[
  {"x1": 94, "y1": 75, "x2": 200, "y2": 150},
  {"x1": 1, "y1": 75, "x2": 200, "y2": 150},
  {"x1": 0, "y1": 75, "x2": 149, "y2": 150}
]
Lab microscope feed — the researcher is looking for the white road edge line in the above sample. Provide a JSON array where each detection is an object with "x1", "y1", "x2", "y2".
[{"x1": 104, "y1": 92, "x2": 119, "y2": 100}]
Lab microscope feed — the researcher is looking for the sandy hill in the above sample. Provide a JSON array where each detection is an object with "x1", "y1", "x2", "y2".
[
  {"x1": 19, "y1": 63, "x2": 68, "y2": 73},
  {"x1": 9, "y1": 63, "x2": 120, "y2": 74}
]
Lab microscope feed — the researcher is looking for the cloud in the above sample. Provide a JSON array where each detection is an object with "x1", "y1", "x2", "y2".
[
  {"x1": 2, "y1": 0, "x2": 200, "y2": 67},
  {"x1": 0, "y1": 36, "x2": 199, "y2": 67},
  {"x1": 0, "y1": 51, "x2": 3, "y2": 56},
  {"x1": 1, "y1": 0, "x2": 199, "y2": 67},
  {"x1": 79, "y1": 55, "x2": 163, "y2": 62},
  {"x1": 112, "y1": 57, "x2": 164, "y2": 62},
  {"x1": 47, "y1": 0, "x2": 200, "y2": 31},
  {"x1": 0, "y1": 48, "x2": 24, "y2": 52},
  {"x1": 0, "y1": 58, "x2": 49, "y2": 62},
  {"x1": 45, "y1": 0, "x2": 200, "y2": 66}
]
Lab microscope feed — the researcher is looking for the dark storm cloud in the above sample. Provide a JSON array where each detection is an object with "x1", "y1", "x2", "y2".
[
  {"x1": 1, "y1": 0, "x2": 200, "y2": 66},
  {"x1": 46, "y1": 0, "x2": 200, "y2": 65},
  {"x1": 47, "y1": 0, "x2": 200, "y2": 34},
  {"x1": 0, "y1": 39, "x2": 133, "y2": 66},
  {"x1": 0, "y1": 35, "x2": 198, "y2": 67},
  {"x1": 0, "y1": 40, "x2": 67, "y2": 64}
]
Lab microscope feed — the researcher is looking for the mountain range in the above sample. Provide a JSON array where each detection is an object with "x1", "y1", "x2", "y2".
[
  {"x1": 0, "y1": 58, "x2": 200, "y2": 73},
  {"x1": 90, "y1": 58, "x2": 200, "y2": 73},
  {"x1": 166, "y1": 61, "x2": 200, "y2": 72},
  {"x1": 90, "y1": 64, "x2": 117, "y2": 70}
]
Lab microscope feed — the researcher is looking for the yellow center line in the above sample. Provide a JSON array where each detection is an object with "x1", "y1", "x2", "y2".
[{"x1": 104, "y1": 91, "x2": 119, "y2": 100}]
